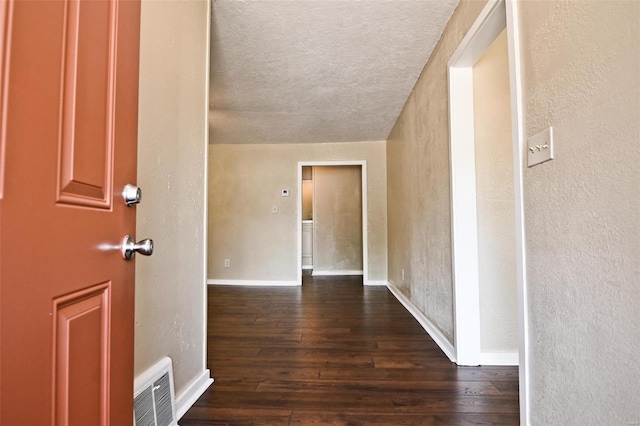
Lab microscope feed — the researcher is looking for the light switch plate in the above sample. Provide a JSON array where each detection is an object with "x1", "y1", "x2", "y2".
[{"x1": 527, "y1": 126, "x2": 554, "y2": 167}]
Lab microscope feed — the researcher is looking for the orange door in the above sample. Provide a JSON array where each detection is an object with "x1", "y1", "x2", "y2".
[{"x1": 0, "y1": 0, "x2": 141, "y2": 424}]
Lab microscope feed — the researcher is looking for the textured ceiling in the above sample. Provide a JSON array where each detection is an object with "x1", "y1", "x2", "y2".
[{"x1": 209, "y1": 0, "x2": 459, "y2": 144}]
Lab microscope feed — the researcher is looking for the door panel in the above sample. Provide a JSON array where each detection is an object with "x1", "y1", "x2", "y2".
[
  {"x1": 0, "y1": 1, "x2": 141, "y2": 424},
  {"x1": 58, "y1": 0, "x2": 117, "y2": 208},
  {"x1": 54, "y1": 283, "x2": 110, "y2": 426}
]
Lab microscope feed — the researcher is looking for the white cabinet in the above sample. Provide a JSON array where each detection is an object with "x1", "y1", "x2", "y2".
[{"x1": 302, "y1": 221, "x2": 313, "y2": 269}]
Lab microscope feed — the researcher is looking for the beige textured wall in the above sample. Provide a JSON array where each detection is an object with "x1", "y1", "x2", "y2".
[
  {"x1": 313, "y1": 166, "x2": 363, "y2": 273},
  {"x1": 387, "y1": 0, "x2": 487, "y2": 343},
  {"x1": 135, "y1": 0, "x2": 209, "y2": 396},
  {"x1": 519, "y1": 1, "x2": 640, "y2": 423},
  {"x1": 472, "y1": 30, "x2": 518, "y2": 354},
  {"x1": 208, "y1": 141, "x2": 387, "y2": 283},
  {"x1": 388, "y1": 0, "x2": 639, "y2": 422}
]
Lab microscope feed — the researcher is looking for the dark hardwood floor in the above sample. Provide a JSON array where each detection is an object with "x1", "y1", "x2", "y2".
[{"x1": 180, "y1": 276, "x2": 520, "y2": 425}]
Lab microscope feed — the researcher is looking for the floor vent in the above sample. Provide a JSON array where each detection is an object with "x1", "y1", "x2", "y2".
[{"x1": 134, "y1": 357, "x2": 178, "y2": 426}]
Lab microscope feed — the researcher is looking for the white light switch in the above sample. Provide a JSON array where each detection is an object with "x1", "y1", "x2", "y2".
[
  {"x1": 281, "y1": 189, "x2": 289, "y2": 197},
  {"x1": 272, "y1": 206, "x2": 278, "y2": 214},
  {"x1": 527, "y1": 126, "x2": 554, "y2": 167}
]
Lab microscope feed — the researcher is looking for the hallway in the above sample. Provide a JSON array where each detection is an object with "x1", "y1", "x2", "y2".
[{"x1": 180, "y1": 276, "x2": 519, "y2": 425}]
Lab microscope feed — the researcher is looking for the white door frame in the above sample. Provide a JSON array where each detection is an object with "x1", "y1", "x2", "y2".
[
  {"x1": 447, "y1": 0, "x2": 529, "y2": 423},
  {"x1": 296, "y1": 161, "x2": 368, "y2": 286}
]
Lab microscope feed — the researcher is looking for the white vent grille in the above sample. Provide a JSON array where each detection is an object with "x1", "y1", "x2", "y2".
[
  {"x1": 153, "y1": 373, "x2": 174, "y2": 426},
  {"x1": 134, "y1": 357, "x2": 178, "y2": 426},
  {"x1": 134, "y1": 387, "x2": 155, "y2": 426}
]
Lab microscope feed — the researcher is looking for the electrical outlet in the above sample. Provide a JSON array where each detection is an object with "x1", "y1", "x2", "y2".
[{"x1": 224, "y1": 259, "x2": 230, "y2": 268}]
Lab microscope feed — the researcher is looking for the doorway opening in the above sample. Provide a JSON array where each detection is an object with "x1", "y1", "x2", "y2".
[
  {"x1": 296, "y1": 161, "x2": 368, "y2": 286},
  {"x1": 447, "y1": 0, "x2": 528, "y2": 423}
]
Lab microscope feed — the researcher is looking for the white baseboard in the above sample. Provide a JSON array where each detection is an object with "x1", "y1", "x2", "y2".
[
  {"x1": 175, "y1": 369, "x2": 213, "y2": 420},
  {"x1": 386, "y1": 281, "x2": 456, "y2": 363},
  {"x1": 364, "y1": 280, "x2": 388, "y2": 286},
  {"x1": 480, "y1": 352, "x2": 519, "y2": 366},
  {"x1": 207, "y1": 279, "x2": 299, "y2": 286},
  {"x1": 312, "y1": 269, "x2": 363, "y2": 276},
  {"x1": 301, "y1": 265, "x2": 313, "y2": 270}
]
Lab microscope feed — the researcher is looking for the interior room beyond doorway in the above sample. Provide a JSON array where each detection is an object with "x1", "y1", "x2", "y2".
[{"x1": 299, "y1": 163, "x2": 365, "y2": 282}]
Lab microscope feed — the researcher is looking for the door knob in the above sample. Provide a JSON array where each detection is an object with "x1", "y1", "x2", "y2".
[
  {"x1": 123, "y1": 184, "x2": 142, "y2": 206},
  {"x1": 121, "y1": 235, "x2": 154, "y2": 260}
]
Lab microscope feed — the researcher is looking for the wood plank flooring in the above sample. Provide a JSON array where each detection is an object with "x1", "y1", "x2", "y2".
[{"x1": 180, "y1": 276, "x2": 519, "y2": 425}]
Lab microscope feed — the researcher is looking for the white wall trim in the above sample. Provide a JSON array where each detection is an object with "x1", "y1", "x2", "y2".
[
  {"x1": 364, "y1": 280, "x2": 388, "y2": 286},
  {"x1": 297, "y1": 160, "x2": 368, "y2": 286},
  {"x1": 449, "y1": 0, "x2": 529, "y2": 422},
  {"x1": 312, "y1": 269, "x2": 363, "y2": 276},
  {"x1": 387, "y1": 281, "x2": 456, "y2": 362},
  {"x1": 175, "y1": 369, "x2": 214, "y2": 420},
  {"x1": 449, "y1": 1, "x2": 507, "y2": 67},
  {"x1": 505, "y1": 0, "x2": 530, "y2": 423},
  {"x1": 448, "y1": 62, "x2": 482, "y2": 366},
  {"x1": 361, "y1": 162, "x2": 369, "y2": 285},
  {"x1": 298, "y1": 160, "x2": 373, "y2": 167},
  {"x1": 448, "y1": 0, "x2": 509, "y2": 369},
  {"x1": 200, "y1": 0, "x2": 212, "y2": 384},
  {"x1": 297, "y1": 164, "x2": 303, "y2": 285},
  {"x1": 207, "y1": 279, "x2": 299, "y2": 287},
  {"x1": 480, "y1": 352, "x2": 519, "y2": 366}
]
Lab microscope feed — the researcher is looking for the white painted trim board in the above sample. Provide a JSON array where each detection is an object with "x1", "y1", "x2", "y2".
[
  {"x1": 364, "y1": 280, "x2": 387, "y2": 286},
  {"x1": 386, "y1": 281, "x2": 456, "y2": 362},
  {"x1": 448, "y1": 61, "x2": 482, "y2": 366},
  {"x1": 200, "y1": 0, "x2": 212, "y2": 393},
  {"x1": 480, "y1": 352, "x2": 519, "y2": 366},
  {"x1": 448, "y1": 0, "x2": 529, "y2": 423},
  {"x1": 447, "y1": 0, "x2": 509, "y2": 368},
  {"x1": 312, "y1": 269, "x2": 363, "y2": 276},
  {"x1": 175, "y1": 369, "x2": 214, "y2": 420},
  {"x1": 505, "y1": 0, "x2": 531, "y2": 423},
  {"x1": 297, "y1": 165, "x2": 303, "y2": 285},
  {"x1": 207, "y1": 279, "x2": 299, "y2": 287}
]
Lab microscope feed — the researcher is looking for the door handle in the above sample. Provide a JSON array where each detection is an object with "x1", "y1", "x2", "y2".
[
  {"x1": 121, "y1": 235, "x2": 154, "y2": 260},
  {"x1": 123, "y1": 184, "x2": 142, "y2": 206}
]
